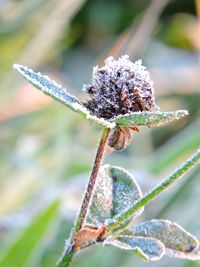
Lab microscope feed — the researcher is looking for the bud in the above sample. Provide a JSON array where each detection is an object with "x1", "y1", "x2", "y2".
[
  {"x1": 83, "y1": 55, "x2": 156, "y2": 120},
  {"x1": 108, "y1": 126, "x2": 132, "y2": 151}
]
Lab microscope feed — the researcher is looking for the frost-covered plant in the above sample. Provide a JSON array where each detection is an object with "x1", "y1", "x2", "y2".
[{"x1": 14, "y1": 55, "x2": 200, "y2": 267}]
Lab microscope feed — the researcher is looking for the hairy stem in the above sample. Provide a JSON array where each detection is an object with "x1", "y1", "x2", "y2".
[
  {"x1": 57, "y1": 127, "x2": 110, "y2": 267},
  {"x1": 57, "y1": 243, "x2": 74, "y2": 267},
  {"x1": 75, "y1": 127, "x2": 111, "y2": 231},
  {"x1": 108, "y1": 148, "x2": 200, "y2": 231}
]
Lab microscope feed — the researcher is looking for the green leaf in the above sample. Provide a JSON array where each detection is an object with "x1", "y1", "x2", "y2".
[
  {"x1": 0, "y1": 201, "x2": 60, "y2": 267},
  {"x1": 104, "y1": 236, "x2": 165, "y2": 261},
  {"x1": 113, "y1": 110, "x2": 188, "y2": 127},
  {"x1": 86, "y1": 165, "x2": 143, "y2": 227},
  {"x1": 122, "y1": 219, "x2": 199, "y2": 257},
  {"x1": 13, "y1": 64, "x2": 115, "y2": 129},
  {"x1": 107, "y1": 149, "x2": 200, "y2": 231}
]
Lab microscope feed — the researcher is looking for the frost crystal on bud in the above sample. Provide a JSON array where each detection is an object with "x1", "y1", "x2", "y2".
[{"x1": 83, "y1": 55, "x2": 156, "y2": 119}]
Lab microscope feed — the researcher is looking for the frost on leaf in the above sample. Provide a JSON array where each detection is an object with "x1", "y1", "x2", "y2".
[
  {"x1": 121, "y1": 219, "x2": 199, "y2": 259},
  {"x1": 104, "y1": 236, "x2": 165, "y2": 261},
  {"x1": 13, "y1": 64, "x2": 115, "y2": 129},
  {"x1": 113, "y1": 110, "x2": 188, "y2": 127},
  {"x1": 170, "y1": 247, "x2": 200, "y2": 261},
  {"x1": 13, "y1": 64, "x2": 82, "y2": 111},
  {"x1": 86, "y1": 165, "x2": 143, "y2": 227}
]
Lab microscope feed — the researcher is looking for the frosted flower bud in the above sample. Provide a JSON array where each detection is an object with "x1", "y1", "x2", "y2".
[{"x1": 83, "y1": 55, "x2": 157, "y2": 119}]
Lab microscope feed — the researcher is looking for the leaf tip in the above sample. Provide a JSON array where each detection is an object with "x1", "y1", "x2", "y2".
[
  {"x1": 13, "y1": 63, "x2": 22, "y2": 72},
  {"x1": 13, "y1": 63, "x2": 31, "y2": 78}
]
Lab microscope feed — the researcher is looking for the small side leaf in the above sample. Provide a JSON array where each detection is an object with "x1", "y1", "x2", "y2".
[
  {"x1": 123, "y1": 219, "x2": 199, "y2": 258},
  {"x1": 113, "y1": 110, "x2": 188, "y2": 127},
  {"x1": 13, "y1": 64, "x2": 115, "y2": 129},
  {"x1": 104, "y1": 236, "x2": 165, "y2": 261},
  {"x1": 86, "y1": 165, "x2": 143, "y2": 227}
]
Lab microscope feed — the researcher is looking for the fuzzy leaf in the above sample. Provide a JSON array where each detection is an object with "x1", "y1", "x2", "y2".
[
  {"x1": 113, "y1": 110, "x2": 188, "y2": 127},
  {"x1": 122, "y1": 219, "x2": 199, "y2": 258},
  {"x1": 13, "y1": 64, "x2": 115, "y2": 129},
  {"x1": 168, "y1": 247, "x2": 200, "y2": 261},
  {"x1": 104, "y1": 236, "x2": 165, "y2": 261},
  {"x1": 86, "y1": 165, "x2": 143, "y2": 227}
]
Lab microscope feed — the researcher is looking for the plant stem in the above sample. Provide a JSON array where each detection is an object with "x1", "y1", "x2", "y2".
[
  {"x1": 155, "y1": 165, "x2": 200, "y2": 218},
  {"x1": 57, "y1": 127, "x2": 110, "y2": 267},
  {"x1": 75, "y1": 127, "x2": 111, "y2": 231},
  {"x1": 108, "y1": 148, "x2": 200, "y2": 231},
  {"x1": 57, "y1": 242, "x2": 74, "y2": 267}
]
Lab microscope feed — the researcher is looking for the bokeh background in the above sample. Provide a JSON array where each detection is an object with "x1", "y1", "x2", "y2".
[{"x1": 0, "y1": 0, "x2": 200, "y2": 266}]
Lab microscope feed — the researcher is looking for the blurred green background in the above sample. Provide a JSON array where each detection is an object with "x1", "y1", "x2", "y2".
[{"x1": 0, "y1": 0, "x2": 200, "y2": 266}]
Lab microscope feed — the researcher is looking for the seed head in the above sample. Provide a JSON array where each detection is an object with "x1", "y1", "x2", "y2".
[{"x1": 83, "y1": 55, "x2": 156, "y2": 119}]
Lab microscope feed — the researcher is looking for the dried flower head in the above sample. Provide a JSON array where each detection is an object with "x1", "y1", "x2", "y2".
[{"x1": 83, "y1": 55, "x2": 156, "y2": 119}]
